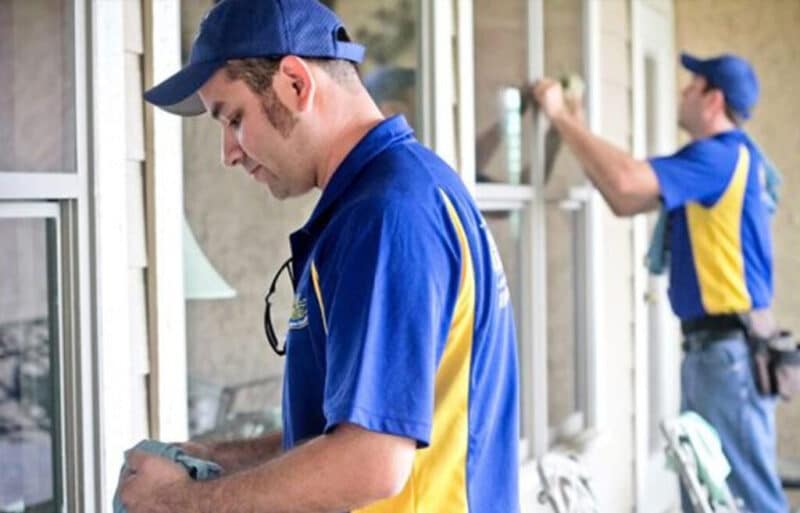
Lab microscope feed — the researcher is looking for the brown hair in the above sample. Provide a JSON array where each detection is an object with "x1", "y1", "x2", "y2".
[{"x1": 224, "y1": 57, "x2": 359, "y2": 137}]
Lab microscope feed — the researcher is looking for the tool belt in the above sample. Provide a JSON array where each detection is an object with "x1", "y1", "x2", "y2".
[
  {"x1": 682, "y1": 311, "x2": 800, "y2": 401},
  {"x1": 740, "y1": 310, "x2": 800, "y2": 401},
  {"x1": 680, "y1": 314, "x2": 745, "y2": 351}
]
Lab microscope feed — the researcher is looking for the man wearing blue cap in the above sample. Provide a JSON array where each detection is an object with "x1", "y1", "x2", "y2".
[
  {"x1": 532, "y1": 53, "x2": 787, "y2": 513},
  {"x1": 118, "y1": 1, "x2": 520, "y2": 512}
]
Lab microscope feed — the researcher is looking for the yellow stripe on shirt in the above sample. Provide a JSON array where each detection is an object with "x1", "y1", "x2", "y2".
[
  {"x1": 686, "y1": 144, "x2": 751, "y2": 313},
  {"x1": 311, "y1": 261, "x2": 329, "y2": 335},
  {"x1": 354, "y1": 190, "x2": 474, "y2": 513}
]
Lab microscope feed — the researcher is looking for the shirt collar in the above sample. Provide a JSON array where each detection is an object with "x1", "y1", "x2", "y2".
[{"x1": 299, "y1": 115, "x2": 415, "y2": 234}]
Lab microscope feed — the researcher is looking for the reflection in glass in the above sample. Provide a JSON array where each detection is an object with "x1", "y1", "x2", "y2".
[
  {"x1": 498, "y1": 88, "x2": 524, "y2": 185},
  {"x1": 181, "y1": 0, "x2": 290, "y2": 443},
  {"x1": 473, "y1": 0, "x2": 533, "y2": 184},
  {"x1": 181, "y1": 0, "x2": 422, "y2": 443},
  {"x1": 335, "y1": 0, "x2": 420, "y2": 133},
  {"x1": 0, "y1": 218, "x2": 60, "y2": 513},
  {"x1": 0, "y1": 1, "x2": 76, "y2": 173}
]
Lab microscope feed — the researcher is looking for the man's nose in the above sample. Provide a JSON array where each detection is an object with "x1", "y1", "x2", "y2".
[{"x1": 222, "y1": 127, "x2": 244, "y2": 168}]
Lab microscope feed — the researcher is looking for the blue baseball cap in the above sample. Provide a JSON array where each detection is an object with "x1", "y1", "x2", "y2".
[
  {"x1": 144, "y1": 0, "x2": 366, "y2": 116},
  {"x1": 680, "y1": 51, "x2": 759, "y2": 120}
]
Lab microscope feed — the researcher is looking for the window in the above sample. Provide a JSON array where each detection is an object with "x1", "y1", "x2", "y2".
[
  {"x1": 0, "y1": 2, "x2": 92, "y2": 511},
  {"x1": 471, "y1": 0, "x2": 540, "y2": 459},
  {"x1": 0, "y1": 1, "x2": 76, "y2": 174},
  {"x1": 0, "y1": 208, "x2": 63, "y2": 513},
  {"x1": 546, "y1": 195, "x2": 589, "y2": 442},
  {"x1": 333, "y1": 0, "x2": 421, "y2": 134},
  {"x1": 472, "y1": 1, "x2": 533, "y2": 186},
  {"x1": 468, "y1": 0, "x2": 597, "y2": 460}
]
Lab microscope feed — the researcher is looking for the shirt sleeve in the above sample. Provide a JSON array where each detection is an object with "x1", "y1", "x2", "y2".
[
  {"x1": 315, "y1": 199, "x2": 460, "y2": 447},
  {"x1": 648, "y1": 138, "x2": 740, "y2": 211}
]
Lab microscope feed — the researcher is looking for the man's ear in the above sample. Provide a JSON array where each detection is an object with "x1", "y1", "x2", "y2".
[
  {"x1": 707, "y1": 88, "x2": 727, "y2": 116},
  {"x1": 273, "y1": 56, "x2": 316, "y2": 113}
]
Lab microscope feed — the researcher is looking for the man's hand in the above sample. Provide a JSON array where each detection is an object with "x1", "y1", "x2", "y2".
[
  {"x1": 118, "y1": 450, "x2": 192, "y2": 513},
  {"x1": 531, "y1": 76, "x2": 586, "y2": 124},
  {"x1": 532, "y1": 78, "x2": 567, "y2": 119}
]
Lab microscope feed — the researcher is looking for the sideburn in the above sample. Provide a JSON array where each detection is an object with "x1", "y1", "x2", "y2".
[{"x1": 261, "y1": 87, "x2": 298, "y2": 138}]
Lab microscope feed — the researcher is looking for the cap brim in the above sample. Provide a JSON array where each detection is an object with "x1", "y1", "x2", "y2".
[
  {"x1": 680, "y1": 52, "x2": 704, "y2": 74},
  {"x1": 144, "y1": 60, "x2": 224, "y2": 116}
]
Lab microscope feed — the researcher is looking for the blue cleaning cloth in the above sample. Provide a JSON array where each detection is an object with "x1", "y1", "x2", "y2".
[
  {"x1": 645, "y1": 207, "x2": 671, "y2": 275},
  {"x1": 646, "y1": 144, "x2": 782, "y2": 275},
  {"x1": 112, "y1": 439, "x2": 222, "y2": 513}
]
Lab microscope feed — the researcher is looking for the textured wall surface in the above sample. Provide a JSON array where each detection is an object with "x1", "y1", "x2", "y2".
[{"x1": 675, "y1": 0, "x2": 800, "y2": 503}]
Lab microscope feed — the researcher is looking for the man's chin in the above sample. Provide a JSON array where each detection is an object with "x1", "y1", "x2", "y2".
[{"x1": 265, "y1": 183, "x2": 290, "y2": 200}]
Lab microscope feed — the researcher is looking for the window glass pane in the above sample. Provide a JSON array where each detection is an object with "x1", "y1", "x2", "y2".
[
  {"x1": 540, "y1": 0, "x2": 585, "y2": 196},
  {"x1": 331, "y1": 0, "x2": 421, "y2": 134},
  {"x1": 180, "y1": 1, "x2": 292, "y2": 441},
  {"x1": 473, "y1": 0, "x2": 533, "y2": 185},
  {"x1": 546, "y1": 201, "x2": 586, "y2": 441},
  {"x1": 181, "y1": 0, "x2": 420, "y2": 441},
  {"x1": 0, "y1": 1, "x2": 76, "y2": 173},
  {"x1": 0, "y1": 217, "x2": 61, "y2": 513}
]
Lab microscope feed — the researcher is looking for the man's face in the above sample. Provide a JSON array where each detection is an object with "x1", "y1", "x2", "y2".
[
  {"x1": 198, "y1": 68, "x2": 316, "y2": 199},
  {"x1": 678, "y1": 74, "x2": 712, "y2": 133}
]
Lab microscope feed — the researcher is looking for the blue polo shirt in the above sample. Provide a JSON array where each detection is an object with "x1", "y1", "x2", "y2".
[
  {"x1": 281, "y1": 116, "x2": 519, "y2": 513},
  {"x1": 649, "y1": 129, "x2": 773, "y2": 321}
]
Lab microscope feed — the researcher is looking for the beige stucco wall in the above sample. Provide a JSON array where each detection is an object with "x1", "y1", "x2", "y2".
[{"x1": 675, "y1": 0, "x2": 800, "y2": 503}]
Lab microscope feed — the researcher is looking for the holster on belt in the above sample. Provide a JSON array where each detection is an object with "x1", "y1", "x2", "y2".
[{"x1": 739, "y1": 309, "x2": 800, "y2": 401}]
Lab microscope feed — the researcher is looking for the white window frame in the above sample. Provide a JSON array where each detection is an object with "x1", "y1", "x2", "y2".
[
  {"x1": 630, "y1": 1, "x2": 680, "y2": 510},
  {"x1": 93, "y1": 0, "x2": 187, "y2": 505},
  {"x1": 0, "y1": 202, "x2": 67, "y2": 511},
  {"x1": 419, "y1": 0, "x2": 459, "y2": 169},
  {"x1": 0, "y1": 0, "x2": 97, "y2": 510},
  {"x1": 142, "y1": 0, "x2": 189, "y2": 444}
]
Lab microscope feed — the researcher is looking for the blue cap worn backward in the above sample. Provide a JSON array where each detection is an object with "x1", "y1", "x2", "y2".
[
  {"x1": 680, "y1": 51, "x2": 759, "y2": 120},
  {"x1": 143, "y1": 0, "x2": 366, "y2": 116}
]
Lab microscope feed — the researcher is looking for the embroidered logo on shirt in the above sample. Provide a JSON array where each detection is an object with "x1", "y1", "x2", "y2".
[
  {"x1": 288, "y1": 296, "x2": 309, "y2": 330},
  {"x1": 482, "y1": 223, "x2": 511, "y2": 309}
]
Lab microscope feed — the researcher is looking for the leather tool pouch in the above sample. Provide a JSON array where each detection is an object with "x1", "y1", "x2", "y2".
[
  {"x1": 744, "y1": 311, "x2": 800, "y2": 401},
  {"x1": 768, "y1": 333, "x2": 800, "y2": 400}
]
